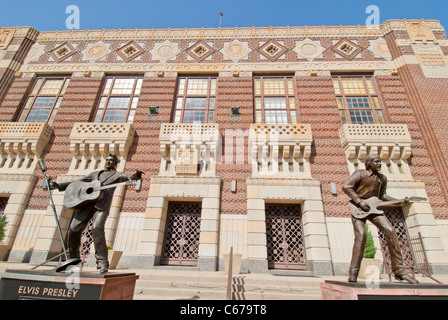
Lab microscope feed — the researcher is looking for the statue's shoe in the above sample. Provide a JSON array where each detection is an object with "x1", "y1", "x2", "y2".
[
  {"x1": 395, "y1": 273, "x2": 419, "y2": 284},
  {"x1": 55, "y1": 258, "x2": 82, "y2": 273}
]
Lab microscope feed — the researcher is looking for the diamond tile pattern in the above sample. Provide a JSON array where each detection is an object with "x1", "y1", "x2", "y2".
[
  {"x1": 116, "y1": 41, "x2": 145, "y2": 62},
  {"x1": 331, "y1": 38, "x2": 363, "y2": 60},
  {"x1": 186, "y1": 40, "x2": 216, "y2": 62},
  {"x1": 258, "y1": 40, "x2": 287, "y2": 61},
  {"x1": 49, "y1": 42, "x2": 77, "y2": 62}
]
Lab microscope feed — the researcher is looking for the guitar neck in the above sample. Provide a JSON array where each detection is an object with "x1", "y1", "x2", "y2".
[
  {"x1": 378, "y1": 196, "x2": 427, "y2": 207},
  {"x1": 97, "y1": 180, "x2": 138, "y2": 191}
]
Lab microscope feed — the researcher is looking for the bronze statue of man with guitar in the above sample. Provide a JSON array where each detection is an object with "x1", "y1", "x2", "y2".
[
  {"x1": 50, "y1": 153, "x2": 143, "y2": 273},
  {"x1": 343, "y1": 154, "x2": 423, "y2": 284}
]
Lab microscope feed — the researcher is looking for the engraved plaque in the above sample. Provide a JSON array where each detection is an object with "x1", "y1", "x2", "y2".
[{"x1": 175, "y1": 148, "x2": 198, "y2": 175}]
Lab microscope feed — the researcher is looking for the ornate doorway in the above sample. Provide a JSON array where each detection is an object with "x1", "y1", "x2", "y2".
[
  {"x1": 161, "y1": 202, "x2": 201, "y2": 266},
  {"x1": 266, "y1": 203, "x2": 307, "y2": 270}
]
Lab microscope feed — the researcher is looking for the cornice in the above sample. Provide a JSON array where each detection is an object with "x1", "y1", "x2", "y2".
[{"x1": 33, "y1": 19, "x2": 444, "y2": 43}]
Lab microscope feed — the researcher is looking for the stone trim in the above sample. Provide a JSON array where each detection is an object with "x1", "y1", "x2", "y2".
[
  {"x1": 246, "y1": 177, "x2": 332, "y2": 275},
  {"x1": 159, "y1": 123, "x2": 221, "y2": 177},
  {"x1": 0, "y1": 122, "x2": 53, "y2": 174},
  {"x1": 34, "y1": 20, "x2": 444, "y2": 43},
  {"x1": 339, "y1": 124, "x2": 413, "y2": 180},
  {"x1": 249, "y1": 124, "x2": 313, "y2": 178},
  {"x1": 138, "y1": 176, "x2": 221, "y2": 271},
  {"x1": 68, "y1": 122, "x2": 135, "y2": 175}
]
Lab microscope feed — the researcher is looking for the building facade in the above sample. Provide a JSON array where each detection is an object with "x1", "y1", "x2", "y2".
[{"x1": 0, "y1": 19, "x2": 448, "y2": 275}]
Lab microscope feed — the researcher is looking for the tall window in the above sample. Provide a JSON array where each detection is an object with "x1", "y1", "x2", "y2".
[
  {"x1": 173, "y1": 76, "x2": 217, "y2": 123},
  {"x1": 18, "y1": 76, "x2": 70, "y2": 125},
  {"x1": 94, "y1": 76, "x2": 143, "y2": 123},
  {"x1": 332, "y1": 76, "x2": 384, "y2": 125},
  {"x1": 254, "y1": 76, "x2": 298, "y2": 124}
]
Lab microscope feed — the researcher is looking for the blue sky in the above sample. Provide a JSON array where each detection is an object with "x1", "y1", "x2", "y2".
[{"x1": 1, "y1": 0, "x2": 448, "y2": 31}]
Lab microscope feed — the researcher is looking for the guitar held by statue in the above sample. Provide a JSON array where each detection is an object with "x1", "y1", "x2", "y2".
[{"x1": 348, "y1": 196, "x2": 427, "y2": 219}]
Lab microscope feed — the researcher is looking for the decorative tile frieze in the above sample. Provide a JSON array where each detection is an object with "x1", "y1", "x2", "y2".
[
  {"x1": 221, "y1": 40, "x2": 250, "y2": 62},
  {"x1": 331, "y1": 38, "x2": 363, "y2": 60},
  {"x1": 116, "y1": 41, "x2": 145, "y2": 62},
  {"x1": 294, "y1": 39, "x2": 325, "y2": 61},
  {"x1": 150, "y1": 41, "x2": 179, "y2": 62},
  {"x1": 0, "y1": 28, "x2": 16, "y2": 49},
  {"x1": 257, "y1": 39, "x2": 287, "y2": 61},
  {"x1": 186, "y1": 40, "x2": 216, "y2": 62},
  {"x1": 368, "y1": 38, "x2": 392, "y2": 60},
  {"x1": 23, "y1": 43, "x2": 46, "y2": 63},
  {"x1": 81, "y1": 41, "x2": 111, "y2": 61},
  {"x1": 49, "y1": 42, "x2": 77, "y2": 62}
]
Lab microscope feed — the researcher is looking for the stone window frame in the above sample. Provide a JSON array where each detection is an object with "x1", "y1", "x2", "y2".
[
  {"x1": 172, "y1": 76, "x2": 218, "y2": 124},
  {"x1": 253, "y1": 75, "x2": 299, "y2": 124},
  {"x1": 332, "y1": 74, "x2": 386, "y2": 125},
  {"x1": 93, "y1": 75, "x2": 143, "y2": 124},
  {"x1": 17, "y1": 76, "x2": 71, "y2": 125}
]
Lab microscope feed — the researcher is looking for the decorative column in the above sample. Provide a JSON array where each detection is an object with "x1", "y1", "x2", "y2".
[{"x1": 0, "y1": 122, "x2": 53, "y2": 261}]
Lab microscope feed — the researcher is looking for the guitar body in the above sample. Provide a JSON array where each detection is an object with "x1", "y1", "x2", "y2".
[
  {"x1": 349, "y1": 196, "x2": 427, "y2": 219},
  {"x1": 349, "y1": 197, "x2": 385, "y2": 219},
  {"x1": 63, "y1": 180, "x2": 103, "y2": 209}
]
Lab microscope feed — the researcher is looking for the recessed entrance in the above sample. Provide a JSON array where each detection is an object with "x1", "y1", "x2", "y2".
[
  {"x1": 161, "y1": 202, "x2": 202, "y2": 266},
  {"x1": 266, "y1": 203, "x2": 307, "y2": 270}
]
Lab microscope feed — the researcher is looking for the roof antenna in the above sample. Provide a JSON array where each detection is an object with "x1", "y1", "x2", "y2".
[{"x1": 219, "y1": 12, "x2": 223, "y2": 28}]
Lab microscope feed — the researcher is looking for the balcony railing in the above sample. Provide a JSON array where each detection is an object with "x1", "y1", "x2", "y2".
[
  {"x1": 159, "y1": 123, "x2": 221, "y2": 177},
  {"x1": 0, "y1": 122, "x2": 53, "y2": 173},
  {"x1": 249, "y1": 124, "x2": 313, "y2": 177}
]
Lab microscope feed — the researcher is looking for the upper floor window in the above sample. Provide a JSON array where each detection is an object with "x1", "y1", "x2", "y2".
[
  {"x1": 18, "y1": 76, "x2": 70, "y2": 125},
  {"x1": 93, "y1": 76, "x2": 143, "y2": 123},
  {"x1": 173, "y1": 76, "x2": 217, "y2": 123},
  {"x1": 254, "y1": 76, "x2": 298, "y2": 124},
  {"x1": 332, "y1": 76, "x2": 384, "y2": 125}
]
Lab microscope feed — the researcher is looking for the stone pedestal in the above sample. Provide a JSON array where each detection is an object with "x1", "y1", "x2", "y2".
[
  {"x1": 0, "y1": 269, "x2": 139, "y2": 300},
  {"x1": 321, "y1": 280, "x2": 448, "y2": 300}
]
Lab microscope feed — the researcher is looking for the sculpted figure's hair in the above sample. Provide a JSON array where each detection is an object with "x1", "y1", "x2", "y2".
[{"x1": 364, "y1": 154, "x2": 381, "y2": 171}]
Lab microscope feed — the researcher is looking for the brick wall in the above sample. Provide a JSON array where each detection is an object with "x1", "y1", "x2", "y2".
[
  {"x1": 376, "y1": 75, "x2": 448, "y2": 219},
  {"x1": 0, "y1": 76, "x2": 33, "y2": 122},
  {"x1": 27, "y1": 76, "x2": 102, "y2": 209},
  {"x1": 297, "y1": 76, "x2": 351, "y2": 217},
  {"x1": 120, "y1": 76, "x2": 176, "y2": 212},
  {"x1": 384, "y1": 28, "x2": 448, "y2": 219},
  {"x1": 215, "y1": 76, "x2": 253, "y2": 215}
]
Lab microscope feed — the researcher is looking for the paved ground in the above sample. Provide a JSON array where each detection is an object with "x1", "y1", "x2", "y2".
[{"x1": 1, "y1": 261, "x2": 448, "y2": 300}]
